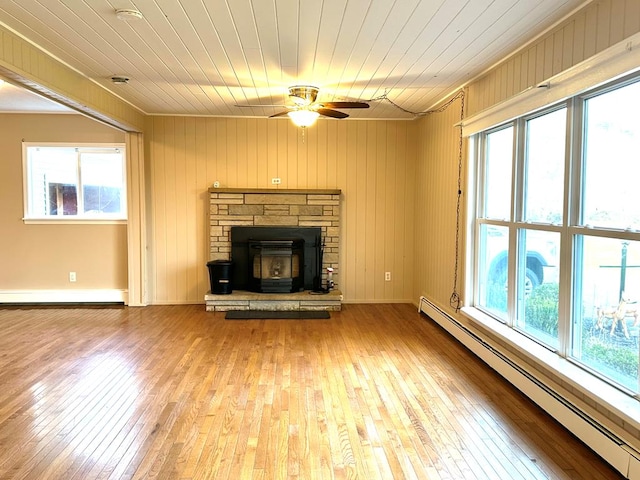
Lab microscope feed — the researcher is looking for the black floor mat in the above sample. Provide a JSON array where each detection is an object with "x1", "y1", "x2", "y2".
[{"x1": 225, "y1": 310, "x2": 330, "y2": 320}]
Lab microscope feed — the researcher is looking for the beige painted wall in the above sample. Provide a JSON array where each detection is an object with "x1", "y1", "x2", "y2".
[
  {"x1": 144, "y1": 116, "x2": 417, "y2": 304},
  {"x1": 0, "y1": 113, "x2": 127, "y2": 291}
]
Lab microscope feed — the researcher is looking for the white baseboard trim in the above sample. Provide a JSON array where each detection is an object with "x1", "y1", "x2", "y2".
[
  {"x1": 342, "y1": 299, "x2": 414, "y2": 304},
  {"x1": 0, "y1": 289, "x2": 128, "y2": 304}
]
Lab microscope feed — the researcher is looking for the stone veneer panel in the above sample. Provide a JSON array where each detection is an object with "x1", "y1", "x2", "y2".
[{"x1": 209, "y1": 188, "x2": 341, "y2": 289}]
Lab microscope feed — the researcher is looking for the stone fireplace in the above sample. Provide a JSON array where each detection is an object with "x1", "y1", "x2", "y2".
[{"x1": 205, "y1": 188, "x2": 342, "y2": 311}]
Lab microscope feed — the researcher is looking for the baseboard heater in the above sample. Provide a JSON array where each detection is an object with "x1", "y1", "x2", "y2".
[{"x1": 418, "y1": 295, "x2": 640, "y2": 479}]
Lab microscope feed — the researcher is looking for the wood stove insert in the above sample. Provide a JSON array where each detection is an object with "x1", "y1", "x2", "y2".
[
  {"x1": 249, "y1": 239, "x2": 304, "y2": 293},
  {"x1": 231, "y1": 226, "x2": 322, "y2": 292}
]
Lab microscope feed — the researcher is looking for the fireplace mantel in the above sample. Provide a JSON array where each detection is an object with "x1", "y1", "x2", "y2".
[
  {"x1": 208, "y1": 187, "x2": 341, "y2": 195},
  {"x1": 206, "y1": 187, "x2": 342, "y2": 311}
]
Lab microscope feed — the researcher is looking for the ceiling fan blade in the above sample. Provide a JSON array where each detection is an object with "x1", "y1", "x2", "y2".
[
  {"x1": 269, "y1": 110, "x2": 290, "y2": 118},
  {"x1": 320, "y1": 101, "x2": 369, "y2": 109},
  {"x1": 317, "y1": 108, "x2": 349, "y2": 119}
]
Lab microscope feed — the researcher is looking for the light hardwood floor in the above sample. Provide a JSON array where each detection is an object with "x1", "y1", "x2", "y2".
[{"x1": 0, "y1": 304, "x2": 623, "y2": 479}]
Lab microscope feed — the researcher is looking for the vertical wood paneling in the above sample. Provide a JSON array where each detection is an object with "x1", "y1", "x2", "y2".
[
  {"x1": 374, "y1": 122, "x2": 387, "y2": 300},
  {"x1": 364, "y1": 122, "x2": 377, "y2": 300},
  {"x1": 415, "y1": 96, "x2": 464, "y2": 310},
  {"x1": 573, "y1": 12, "x2": 586, "y2": 64},
  {"x1": 316, "y1": 122, "x2": 328, "y2": 188},
  {"x1": 184, "y1": 118, "x2": 198, "y2": 300},
  {"x1": 174, "y1": 117, "x2": 188, "y2": 300},
  {"x1": 624, "y1": 0, "x2": 640, "y2": 37},
  {"x1": 394, "y1": 123, "x2": 408, "y2": 300},
  {"x1": 227, "y1": 119, "x2": 238, "y2": 186},
  {"x1": 595, "y1": 1, "x2": 612, "y2": 52},
  {"x1": 402, "y1": 122, "x2": 416, "y2": 301},
  {"x1": 354, "y1": 122, "x2": 367, "y2": 300},
  {"x1": 146, "y1": 117, "x2": 417, "y2": 304},
  {"x1": 610, "y1": 1, "x2": 625, "y2": 45},
  {"x1": 552, "y1": 30, "x2": 563, "y2": 76},
  {"x1": 126, "y1": 132, "x2": 146, "y2": 306},
  {"x1": 196, "y1": 118, "x2": 209, "y2": 297},
  {"x1": 384, "y1": 123, "x2": 397, "y2": 300},
  {"x1": 466, "y1": 0, "x2": 640, "y2": 116},
  {"x1": 562, "y1": 22, "x2": 574, "y2": 71},
  {"x1": 164, "y1": 118, "x2": 178, "y2": 302}
]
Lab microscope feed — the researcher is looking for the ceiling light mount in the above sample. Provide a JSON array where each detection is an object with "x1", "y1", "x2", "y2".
[
  {"x1": 115, "y1": 8, "x2": 143, "y2": 21},
  {"x1": 288, "y1": 86, "x2": 319, "y2": 106}
]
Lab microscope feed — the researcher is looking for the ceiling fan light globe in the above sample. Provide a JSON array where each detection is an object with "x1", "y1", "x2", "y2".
[{"x1": 288, "y1": 110, "x2": 319, "y2": 128}]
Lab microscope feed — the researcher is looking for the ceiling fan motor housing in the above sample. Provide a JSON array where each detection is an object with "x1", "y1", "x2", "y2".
[{"x1": 288, "y1": 86, "x2": 319, "y2": 105}]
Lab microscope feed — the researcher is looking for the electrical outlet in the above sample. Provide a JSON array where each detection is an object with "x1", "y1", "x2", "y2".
[
  {"x1": 271, "y1": 177, "x2": 281, "y2": 185},
  {"x1": 69, "y1": 271, "x2": 77, "y2": 282},
  {"x1": 385, "y1": 272, "x2": 391, "y2": 281}
]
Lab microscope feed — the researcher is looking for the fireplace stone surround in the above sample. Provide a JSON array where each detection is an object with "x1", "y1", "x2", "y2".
[{"x1": 205, "y1": 188, "x2": 342, "y2": 312}]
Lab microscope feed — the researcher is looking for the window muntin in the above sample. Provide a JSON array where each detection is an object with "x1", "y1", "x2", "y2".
[
  {"x1": 24, "y1": 145, "x2": 126, "y2": 220},
  {"x1": 473, "y1": 76, "x2": 640, "y2": 395}
]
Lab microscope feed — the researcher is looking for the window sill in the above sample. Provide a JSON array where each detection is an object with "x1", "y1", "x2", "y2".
[
  {"x1": 460, "y1": 306, "x2": 640, "y2": 436},
  {"x1": 23, "y1": 218, "x2": 127, "y2": 225}
]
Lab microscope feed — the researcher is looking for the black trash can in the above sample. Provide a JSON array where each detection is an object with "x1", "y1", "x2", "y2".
[{"x1": 207, "y1": 260, "x2": 233, "y2": 294}]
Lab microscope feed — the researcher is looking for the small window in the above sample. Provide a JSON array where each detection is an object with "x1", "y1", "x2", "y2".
[{"x1": 23, "y1": 144, "x2": 126, "y2": 221}]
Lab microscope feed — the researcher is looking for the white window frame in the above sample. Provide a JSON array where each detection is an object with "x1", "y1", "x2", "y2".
[
  {"x1": 461, "y1": 33, "x2": 640, "y2": 429},
  {"x1": 22, "y1": 142, "x2": 127, "y2": 224}
]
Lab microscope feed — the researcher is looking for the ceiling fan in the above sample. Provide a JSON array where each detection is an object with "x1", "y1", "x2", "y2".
[{"x1": 237, "y1": 85, "x2": 369, "y2": 127}]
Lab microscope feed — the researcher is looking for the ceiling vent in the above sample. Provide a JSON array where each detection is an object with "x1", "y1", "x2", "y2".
[{"x1": 111, "y1": 76, "x2": 130, "y2": 85}]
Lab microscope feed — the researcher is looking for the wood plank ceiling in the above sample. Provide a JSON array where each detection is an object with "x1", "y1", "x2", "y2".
[{"x1": 0, "y1": 0, "x2": 586, "y2": 119}]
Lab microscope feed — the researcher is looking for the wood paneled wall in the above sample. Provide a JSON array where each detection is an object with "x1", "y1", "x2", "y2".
[
  {"x1": 144, "y1": 117, "x2": 417, "y2": 304},
  {"x1": 414, "y1": 97, "x2": 466, "y2": 313},
  {"x1": 467, "y1": 0, "x2": 640, "y2": 116}
]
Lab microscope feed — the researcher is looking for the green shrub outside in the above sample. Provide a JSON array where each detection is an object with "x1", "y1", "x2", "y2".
[
  {"x1": 524, "y1": 283, "x2": 559, "y2": 336},
  {"x1": 583, "y1": 337, "x2": 638, "y2": 379}
]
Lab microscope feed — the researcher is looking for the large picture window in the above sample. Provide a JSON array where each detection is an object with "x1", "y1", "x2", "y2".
[
  {"x1": 474, "y1": 76, "x2": 640, "y2": 394},
  {"x1": 23, "y1": 144, "x2": 126, "y2": 221}
]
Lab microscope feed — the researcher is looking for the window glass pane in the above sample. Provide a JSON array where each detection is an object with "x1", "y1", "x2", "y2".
[
  {"x1": 582, "y1": 81, "x2": 640, "y2": 230},
  {"x1": 516, "y1": 229, "x2": 560, "y2": 349},
  {"x1": 572, "y1": 236, "x2": 640, "y2": 392},
  {"x1": 524, "y1": 109, "x2": 566, "y2": 224},
  {"x1": 484, "y1": 127, "x2": 513, "y2": 220},
  {"x1": 478, "y1": 224, "x2": 509, "y2": 319},
  {"x1": 27, "y1": 147, "x2": 78, "y2": 216},
  {"x1": 80, "y1": 152, "x2": 124, "y2": 215}
]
